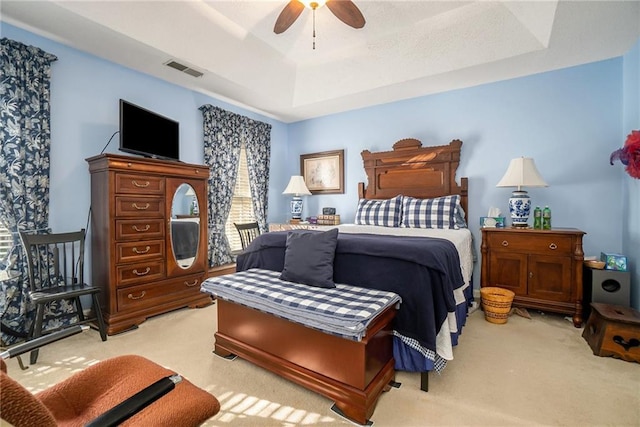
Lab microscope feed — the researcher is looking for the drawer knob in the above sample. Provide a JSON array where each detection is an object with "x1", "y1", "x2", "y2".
[
  {"x1": 132, "y1": 203, "x2": 150, "y2": 210},
  {"x1": 132, "y1": 180, "x2": 150, "y2": 188},
  {"x1": 128, "y1": 291, "x2": 146, "y2": 300},
  {"x1": 529, "y1": 271, "x2": 534, "y2": 279},
  {"x1": 501, "y1": 240, "x2": 509, "y2": 247},
  {"x1": 132, "y1": 267, "x2": 151, "y2": 276},
  {"x1": 132, "y1": 225, "x2": 150, "y2": 232},
  {"x1": 133, "y1": 246, "x2": 151, "y2": 254},
  {"x1": 185, "y1": 279, "x2": 199, "y2": 287},
  {"x1": 549, "y1": 243, "x2": 558, "y2": 250}
]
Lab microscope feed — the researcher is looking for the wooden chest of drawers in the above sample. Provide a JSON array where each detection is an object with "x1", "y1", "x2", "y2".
[
  {"x1": 87, "y1": 154, "x2": 211, "y2": 335},
  {"x1": 481, "y1": 227, "x2": 586, "y2": 327}
]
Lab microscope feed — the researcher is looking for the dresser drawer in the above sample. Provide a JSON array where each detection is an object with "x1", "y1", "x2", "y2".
[
  {"x1": 116, "y1": 239, "x2": 164, "y2": 263},
  {"x1": 116, "y1": 260, "x2": 165, "y2": 286},
  {"x1": 488, "y1": 233, "x2": 573, "y2": 255},
  {"x1": 115, "y1": 219, "x2": 165, "y2": 240},
  {"x1": 115, "y1": 196, "x2": 164, "y2": 217},
  {"x1": 115, "y1": 173, "x2": 164, "y2": 195},
  {"x1": 116, "y1": 274, "x2": 204, "y2": 312}
]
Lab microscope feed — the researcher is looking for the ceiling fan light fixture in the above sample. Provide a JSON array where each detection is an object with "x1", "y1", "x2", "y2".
[{"x1": 300, "y1": 0, "x2": 327, "y2": 10}]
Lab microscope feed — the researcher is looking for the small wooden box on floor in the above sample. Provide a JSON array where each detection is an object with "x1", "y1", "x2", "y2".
[{"x1": 582, "y1": 302, "x2": 640, "y2": 363}]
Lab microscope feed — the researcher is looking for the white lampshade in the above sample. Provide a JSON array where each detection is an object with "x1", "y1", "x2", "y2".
[
  {"x1": 282, "y1": 176, "x2": 311, "y2": 196},
  {"x1": 496, "y1": 157, "x2": 548, "y2": 191}
]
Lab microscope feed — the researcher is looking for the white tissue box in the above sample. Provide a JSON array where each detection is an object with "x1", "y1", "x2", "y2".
[{"x1": 480, "y1": 217, "x2": 506, "y2": 228}]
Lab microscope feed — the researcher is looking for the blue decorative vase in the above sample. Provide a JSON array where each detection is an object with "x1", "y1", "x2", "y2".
[
  {"x1": 508, "y1": 191, "x2": 530, "y2": 227},
  {"x1": 290, "y1": 196, "x2": 303, "y2": 219}
]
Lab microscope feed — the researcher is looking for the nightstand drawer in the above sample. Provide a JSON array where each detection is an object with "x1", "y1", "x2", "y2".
[{"x1": 488, "y1": 233, "x2": 572, "y2": 255}]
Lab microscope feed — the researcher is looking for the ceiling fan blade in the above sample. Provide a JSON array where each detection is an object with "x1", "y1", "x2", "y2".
[
  {"x1": 274, "y1": 0, "x2": 305, "y2": 34},
  {"x1": 326, "y1": 0, "x2": 366, "y2": 29}
]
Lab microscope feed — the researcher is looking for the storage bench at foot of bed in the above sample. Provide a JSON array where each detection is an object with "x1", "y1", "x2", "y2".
[{"x1": 214, "y1": 299, "x2": 397, "y2": 425}]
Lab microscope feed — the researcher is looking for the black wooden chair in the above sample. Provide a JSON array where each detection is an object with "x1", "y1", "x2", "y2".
[
  {"x1": 19, "y1": 229, "x2": 107, "y2": 364},
  {"x1": 233, "y1": 222, "x2": 261, "y2": 250}
]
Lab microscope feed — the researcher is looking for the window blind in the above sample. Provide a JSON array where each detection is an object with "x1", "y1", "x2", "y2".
[
  {"x1": 225, "y1": 146, "x2": 255, "y2": 253},
  {"x1": 0, "y1": 222, "x2": 12, "y2": 262}
]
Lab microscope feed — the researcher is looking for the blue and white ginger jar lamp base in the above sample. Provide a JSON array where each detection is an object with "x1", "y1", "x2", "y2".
[{"x1": 509, "y1": 190, "x2": 531, "y2": 228}]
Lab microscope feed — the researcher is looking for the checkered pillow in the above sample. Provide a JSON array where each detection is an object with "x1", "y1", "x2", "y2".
[
  {"x1": 401, "y1": 195, "x2": 462, "y2": 229},
  {"x1": 354, "y1": 195, "x2": 403, "y2": 227}
]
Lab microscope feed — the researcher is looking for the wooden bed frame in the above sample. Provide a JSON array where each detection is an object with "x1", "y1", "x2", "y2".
[
  {"x1": 359, "y1": 138, "x2": 468, "y2": 392},
  {"x1": 359, "y1": 138, "x2": 467, "y2": 215},
  {"x1": 213, "y1": 138, "x2": 467, "y2": 424}
]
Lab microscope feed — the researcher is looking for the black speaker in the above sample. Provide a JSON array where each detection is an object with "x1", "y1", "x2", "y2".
[{"x1": 583, "y1": 267, "x2": 631, "y2": 318}]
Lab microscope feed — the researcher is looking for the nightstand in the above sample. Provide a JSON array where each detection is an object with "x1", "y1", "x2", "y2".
[
  {"x1": 268, "y1": 223, "x2": 338, "y2": 232},
  {"x1": 480, "y1": 227, "x2": 586, "y2": 327}
]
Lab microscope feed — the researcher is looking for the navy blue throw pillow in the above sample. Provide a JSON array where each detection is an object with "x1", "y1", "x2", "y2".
[{"x1": 279, "y1": 228, "x2": 339, "y2": 288}]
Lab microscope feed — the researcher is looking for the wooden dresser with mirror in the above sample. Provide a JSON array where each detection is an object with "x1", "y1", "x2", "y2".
[{"x1": 87, "y1": 153, "x2": 211, "y2": 335}]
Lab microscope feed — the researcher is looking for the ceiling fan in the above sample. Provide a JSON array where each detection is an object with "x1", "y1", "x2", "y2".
[{"x1": 274, "y1": 0, "x2": 366, "y2": 43}]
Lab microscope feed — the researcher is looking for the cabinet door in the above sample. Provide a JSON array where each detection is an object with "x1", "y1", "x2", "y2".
[
  {"x1": 488, "y1": 252, "x2": 528, "y2": 295},
  {"x1": 527, "y1": 254, "x2": 572, "y2": 302}
]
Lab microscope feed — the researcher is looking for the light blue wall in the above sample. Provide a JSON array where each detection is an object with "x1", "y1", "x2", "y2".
[
  {"x1": 1, "y1": 22, "x2": 289, "y2": 276},
  {"x1": 287, "y1": 59, "x2": 627, "y2": 292},
  {"x1": 622, "y1": 39, "x2": 640, "y2": 310},
  {"x1": 3, "y1": 21, "x2": 637, "y2": 305}
]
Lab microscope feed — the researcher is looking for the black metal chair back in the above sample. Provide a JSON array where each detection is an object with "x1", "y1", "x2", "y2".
[
  {"x1": 233, "y1": 222, "x2": 260, "y2": 250},
  {"x1": 19, "y1": 229, "x2": 107, "y2": 364}
]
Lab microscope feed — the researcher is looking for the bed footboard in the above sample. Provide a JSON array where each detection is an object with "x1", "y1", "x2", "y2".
[{"x1": 214, "y1": 299, "x2": 397, "y2": 425}]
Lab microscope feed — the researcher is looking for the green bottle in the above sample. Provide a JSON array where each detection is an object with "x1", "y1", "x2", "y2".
[
  {"x1": 542, "y1": 206, "x2": 551, "y2": 230},
  {"x1": 533, "y1": 206, "x2": 542, "y2": 229}
]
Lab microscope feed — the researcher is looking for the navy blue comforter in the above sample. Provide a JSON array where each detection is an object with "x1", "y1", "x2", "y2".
[{"x1": 236, "y1": 231, "x2": 464, "y2": 353}]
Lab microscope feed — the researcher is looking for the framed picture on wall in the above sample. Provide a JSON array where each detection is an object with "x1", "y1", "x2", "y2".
[{"x1": 300, "y1": 149, "x2": 344, "y2": 194}]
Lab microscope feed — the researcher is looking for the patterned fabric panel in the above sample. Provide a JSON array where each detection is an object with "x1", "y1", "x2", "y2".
[
  {"x1": 401, "y1": 195, "x2": 461, "y2": 229},
  {"x1": 201, "y1": 268, "x2": 401, "y2": 341},
  {"x1": 354, "y1": 195, "x2": 403, "y2": 227}
]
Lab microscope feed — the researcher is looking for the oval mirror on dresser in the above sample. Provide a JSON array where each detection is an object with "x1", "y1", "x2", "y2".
[{"x1": 170, "y1": 183, "x2": 200, "y2": 269}]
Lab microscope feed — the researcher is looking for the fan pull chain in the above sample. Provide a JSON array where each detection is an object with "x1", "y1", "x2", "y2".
[{"x1": 312, "y1": 5, "x2": 317, "y2": 50}]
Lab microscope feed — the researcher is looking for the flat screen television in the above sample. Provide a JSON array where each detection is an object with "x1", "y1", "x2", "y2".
[{"x1": 119, "y1": 99, "x2": 180, "y2": 161}]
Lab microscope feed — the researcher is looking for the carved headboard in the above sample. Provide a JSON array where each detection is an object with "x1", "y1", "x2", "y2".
[{"x1": 358, "y1": 139, "x2": 468, "y2": 215}]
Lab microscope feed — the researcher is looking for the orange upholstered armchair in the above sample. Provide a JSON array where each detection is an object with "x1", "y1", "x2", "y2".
[{"x1": 1, "y1": 327, "x2": 220, "y2": 426}]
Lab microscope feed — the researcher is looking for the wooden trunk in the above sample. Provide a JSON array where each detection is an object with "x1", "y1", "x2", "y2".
[
  {"x1": 214, "y1": 299, "x2": 396, "y2": 425},
  {"x1": 582, "y1": 303, "x2": 640, "y2": 363}
]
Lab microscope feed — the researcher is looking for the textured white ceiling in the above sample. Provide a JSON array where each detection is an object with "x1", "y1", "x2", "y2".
[{"x1": 2, "y1": 1, "x2": 639, "y2": 123}]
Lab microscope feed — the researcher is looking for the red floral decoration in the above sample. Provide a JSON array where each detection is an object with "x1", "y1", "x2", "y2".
[{"x1": 610, "y1": 130, "x2": 640, "y2": 179}]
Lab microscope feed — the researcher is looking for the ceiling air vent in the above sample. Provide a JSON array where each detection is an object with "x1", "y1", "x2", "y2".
[{"x1": 164, "y1": 60, "x2": 204, "y2": 78}]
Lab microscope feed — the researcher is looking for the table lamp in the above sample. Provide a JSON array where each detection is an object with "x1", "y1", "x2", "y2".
[
  {"x1": 282, "y1": 175, "x2": 311, "y2": 221},
  {"x1": 496, "y1": 157, "x2": 548, "y2": 227}
]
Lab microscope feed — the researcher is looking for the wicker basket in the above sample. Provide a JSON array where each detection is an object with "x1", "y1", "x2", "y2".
[{"x1": 481, "y1": 287, "x2": 515, "y2": 324}]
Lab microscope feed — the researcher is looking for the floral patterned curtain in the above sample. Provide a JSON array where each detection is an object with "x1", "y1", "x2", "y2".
[
  {"x1": 244, "y1": 120, "x2": 271, "y2": 235},
  {"x1": 199, "y1": 105, "x2": 271, "y2": 267},
  {"x1": 0, "y1": 38, "x2": 57, "y2": 345},
  {"x1": 200, "y1": 105, "x2": 242, "y2": 267}
]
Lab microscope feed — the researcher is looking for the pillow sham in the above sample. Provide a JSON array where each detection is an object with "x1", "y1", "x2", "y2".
[
  {"x1": 279, "y1": 228, "x2": 339, "y2": 288},
  {"x1": 401, "y1": 195, "x2": 463, "y2": 229},
  {"x1": 354, "y1": 195, "x2": 403, "y2": 227}
]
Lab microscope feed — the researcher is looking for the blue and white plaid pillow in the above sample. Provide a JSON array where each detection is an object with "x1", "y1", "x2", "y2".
[
  {"x1": 401, "y1": 195, "x2": 462, "y2": 229},
  {"x1": 354, "y1": 195, "x2": 403, "y2": 227}
]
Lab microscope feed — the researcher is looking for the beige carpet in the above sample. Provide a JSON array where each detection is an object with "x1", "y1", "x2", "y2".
[{"x1": 4, "y1": 303, "x2": 639, "y2": 426}]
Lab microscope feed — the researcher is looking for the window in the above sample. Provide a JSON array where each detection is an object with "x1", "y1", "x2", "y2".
[
  {"x1": 225, "y1": 145, "x2": 255, "y2": 253},
  {"x1": 0, "y1": 221, "x2": 12, "y2": 278}
]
